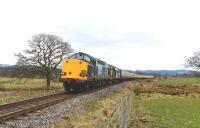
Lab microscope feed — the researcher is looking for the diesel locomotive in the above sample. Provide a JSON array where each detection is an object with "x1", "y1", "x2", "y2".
[{"x1": 61, "y1": 52, "x2": 121, "y2": 92}]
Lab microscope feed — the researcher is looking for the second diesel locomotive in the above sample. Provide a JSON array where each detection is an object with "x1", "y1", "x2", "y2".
[{"x1": 61, "y1": 52, "x2": 121, "y2": 92}]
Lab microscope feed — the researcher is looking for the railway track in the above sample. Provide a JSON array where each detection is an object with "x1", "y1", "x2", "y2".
[
  {"x1": 0, "y1": 80, "x2": 140, "y2": 124},
  {"x1": 0, "y1": 84, "x2": 114, "y2": 123},
  {"x1": 0, "y1": 92, "x2": 71, "y2": 123}
]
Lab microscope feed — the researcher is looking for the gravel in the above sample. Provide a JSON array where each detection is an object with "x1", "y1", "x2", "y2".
[{"x1": 0, "y1": 82, "x2": 126, "y2": 128}]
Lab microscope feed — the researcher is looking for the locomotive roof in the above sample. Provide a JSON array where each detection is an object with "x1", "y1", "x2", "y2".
[
  {"x1": 77, "y1": 52, "x2": 106, "y2": 63},
  {"x1": 74, "y1": 52, "x2": 120, "y2": 70}
]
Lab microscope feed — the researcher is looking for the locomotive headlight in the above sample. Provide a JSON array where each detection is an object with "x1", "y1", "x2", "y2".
[
  {"x1": 81, "y1": 70, "x2": 86, "y2": 73},
  {"x1": 61, "y1": 72, "x2": 67, "y2": 75},
  {"x1": 80, "y1": 70, "x2": 87, "y2": 77}
]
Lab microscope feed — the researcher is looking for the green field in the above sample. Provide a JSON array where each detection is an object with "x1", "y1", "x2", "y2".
[
  {"x1": 129, "y1": 94, "x2": 200, "y2": 128},
  {"x1": 0, "y1": 77, "x2": 63, "y2": 104},
  {"x1": 129, "y1": 77, "x2": 200, "y2": 127},
  {"x1": 0, "y1": 90, "x2": 62, "y2": 104},
  {"x1": 0, "y1": 77, "x2": 62, "y2": 90},
  {"x1": 153, "y1": 77, "x2": 200, "y2": 86}
]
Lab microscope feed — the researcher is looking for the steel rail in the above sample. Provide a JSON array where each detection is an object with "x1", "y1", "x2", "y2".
[
  {"x1": 0, "y1": 92, "x2": 65, "y2": 110},
  {"x1": 0, "y1": 92, "x2": 68, "y2": 123}
]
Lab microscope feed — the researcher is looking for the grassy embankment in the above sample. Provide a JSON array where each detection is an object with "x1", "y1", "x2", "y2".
[
  {"x1": 129, "y1": 77, "x2": 200, "y2": 128},
  {"x1": 0, "y1": 77, "x2": 62, "y2": 104},
  {"x1": 54, "y1": 83, "x2": 132, "y2": 128}
]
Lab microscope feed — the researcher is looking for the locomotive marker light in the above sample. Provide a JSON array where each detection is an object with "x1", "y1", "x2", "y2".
[
  {"x1": 80, "y1": 70, "x2": 87, "y2": 77},
  {"x1": 61, "y1": 72, "x2": 67, "y2": 75}
]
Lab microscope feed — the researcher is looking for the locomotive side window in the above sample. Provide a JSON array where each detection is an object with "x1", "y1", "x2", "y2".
[
  {"x1": 96, "y1": 62, "x2": 103, "y2": 77},
  {"x1": 84, "y1": 55, "x2": 91, "y2": 62}
]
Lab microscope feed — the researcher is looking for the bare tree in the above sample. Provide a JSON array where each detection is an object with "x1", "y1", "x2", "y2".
[
  {"x1": 185, "y1": 49, "x2": 200, "y2": 71},
  {"x1": 15, "y1": 34, "x2": 73, "y2": 89}
]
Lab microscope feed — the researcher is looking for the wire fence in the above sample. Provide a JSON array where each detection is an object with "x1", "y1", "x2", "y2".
[{"x1": 96, "y1": 92, "x2": 133, "y2": 128}]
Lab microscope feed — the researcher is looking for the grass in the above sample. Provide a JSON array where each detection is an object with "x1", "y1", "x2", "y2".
[
  {"x1": 145, "y1": 95, "x2": 200, "y2": 128},
  {"x1": 85, "y1": 100, "x2": 101, "y2": 112},
  {"x1": 130, "y1": 77, "x2": 200, "y2": 128},
  {"x1": 153, "y1": 77, "x2": 200, "y2": 86},
  {"x1": 54, "y1": 85, "x2": 132, "y2": 128},
  {"x1": 0, "y1": 77, "x2": 62, "y2": 90},
  {"x1": 0, "y1": 77, "x2": 63, "y2": 104},
  {"x1": 0, "y1": 90, "x2": 60, "y2": 104},
  {"x1": 129, "y1": 94, "x2": 200, "y2": 128}
]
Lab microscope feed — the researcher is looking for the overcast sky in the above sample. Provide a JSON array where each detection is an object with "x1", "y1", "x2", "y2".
[{"x1": 0, "y1": 0, "x2": 199, "y2": 70}]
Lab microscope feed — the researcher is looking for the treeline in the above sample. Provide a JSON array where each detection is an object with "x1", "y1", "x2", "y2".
[{"x1": 0, "y1": 66, "x2": 61, "y2": 80}]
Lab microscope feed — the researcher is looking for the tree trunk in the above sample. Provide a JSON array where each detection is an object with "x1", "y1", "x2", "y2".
[{"x1": 46, "y1": 72, "x2": 51, "y2": 90}]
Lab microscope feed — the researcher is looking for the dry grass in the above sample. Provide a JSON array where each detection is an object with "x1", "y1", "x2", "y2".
[
  {"x1": 138, "y1": 83, "x2": 200, "y2": 95},
  {"x1": 0, "y1": 77, "x2": 63, "y2": 104},
  {"x1": 153, "y1": 77, "x2": 200, "y2": 86},
  {"x1": 0, "y1": 90, "x2": 61, "y2": 104},
  {"x1": 0, "y1": 77, "x2": 62, "y2": 90},
  {"x1": 54, "y1": 83, "x2": 132, "y2": 128},
  {"x1": 129, "y1": 77, "x2": 200, "y2": 128}
]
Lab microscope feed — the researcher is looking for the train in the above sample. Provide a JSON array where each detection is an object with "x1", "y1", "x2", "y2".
[
  {"x1": 60, "y1": 52, "x2": 151, "y2": 92},
  {"x1": 60, "y1": 52, "x2": 123, "y2": 92}
]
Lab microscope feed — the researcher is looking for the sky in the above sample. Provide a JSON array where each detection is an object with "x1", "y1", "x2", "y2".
[{"x1": 0, "y1": 0, "x2": 200, "y2": 70}]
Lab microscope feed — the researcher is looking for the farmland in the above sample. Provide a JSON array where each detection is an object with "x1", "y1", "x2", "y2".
[
  {"x1": 129, "y1": 94, "x2": 200, "y2": 128},
  {"x1": 0, "y1": 77, "x2": 62, "y2": 104},
  {"x1": 1, "y1": 76, "x2": 200, "y2": 127},
  {"x1": 0, "y1": 77, "x2": 62, "y2": 90},
  {"x1": 153, "y1": 77, "x2": 200, "y2": 86},
  {"x1": 129, "y1": 76, "x2": 200, "y2": 128}
]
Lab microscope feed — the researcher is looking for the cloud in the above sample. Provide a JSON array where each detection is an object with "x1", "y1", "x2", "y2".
[
  {"x1": 50, "y1": 26, "x2": 152, "y2": 47},
  {"x1": 0, "y1": 0, "x2": 200, "y2": 70}
]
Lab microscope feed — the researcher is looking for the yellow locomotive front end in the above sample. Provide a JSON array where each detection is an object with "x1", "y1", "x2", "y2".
[
  {"x1": 61, "y1": 58, "x2": 89, "y2": 92},
  {"x1": 61, "y1": 59, "x2": 88, "y2": 81}
]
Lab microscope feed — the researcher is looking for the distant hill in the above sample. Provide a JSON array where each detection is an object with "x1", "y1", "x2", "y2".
[{"x1": 0, "y1": 64, "x2": 12, "y2": 68}]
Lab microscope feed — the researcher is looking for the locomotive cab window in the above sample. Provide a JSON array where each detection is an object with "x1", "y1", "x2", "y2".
[
  {"x1": 77, "y1": 53, "x2": 84, "y2": 60},
  {"x1": 84, "y1": 55, "x2": 91, "y2": 62},
  {"x1": 69, "y1": 54, "x2": 76, "y2": 59}
]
